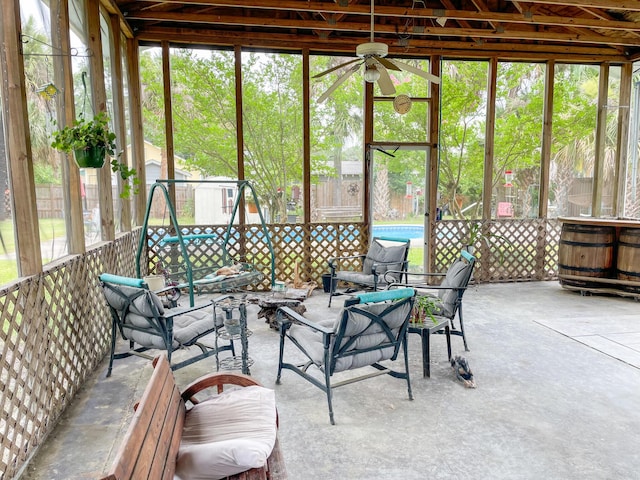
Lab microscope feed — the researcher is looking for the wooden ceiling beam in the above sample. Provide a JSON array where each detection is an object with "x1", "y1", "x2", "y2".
[
  {"x1": 123, "y1": 11, "x2": 640, "y2": 46},
  {"x1": 121, "y1": 0, "x2": 640, "y2": 14},
  {"x1": 102, "y1": 0, "x2": 135, "y2": 37},
  {"x1": 119, "y1": 1, "x2": 640, "y2": 32},
  {"x1": 135, "y1": 26, "x2": 628, "y2": 61},
  {"x1": 511, "y1": 0, "x2": 640, "y2": 11}
]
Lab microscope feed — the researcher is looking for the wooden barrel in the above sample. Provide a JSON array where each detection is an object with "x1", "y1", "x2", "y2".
[
  {"x1": 558, "y1": 223, "x2": 615, "y2": 284},
  {"x1": 617, "y1": 228, "x2": 640, "y2": 289}
]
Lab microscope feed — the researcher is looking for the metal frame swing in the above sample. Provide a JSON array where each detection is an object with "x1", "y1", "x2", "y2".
[{"x1": 136, "y1": 179, "x2": 276, "y2": 306}]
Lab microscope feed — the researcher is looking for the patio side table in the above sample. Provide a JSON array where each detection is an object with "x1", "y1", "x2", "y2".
[
  {"x1": 408, "y1": 316, "x2": 452, "y2": 378},
  {"x1": 214, "y1": 295, "x2": 253, "y2": 375}
]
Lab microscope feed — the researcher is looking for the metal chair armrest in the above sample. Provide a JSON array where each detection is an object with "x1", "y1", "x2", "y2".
[
  {"x1": 277, "y1": 306, "x2": 334, "y2": 335},
  {"x1": 387, "y1": 281, "x2": 467, "y2": 292},
  {"x1": 163, "y1": 300, "x2": 214, "y2": 319},
  {"x1": 384, "y1": 269, "x2": 447, "y2": 284}
]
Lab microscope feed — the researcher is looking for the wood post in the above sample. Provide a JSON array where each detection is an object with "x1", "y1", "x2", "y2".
[
  {"x1": 161, "y1": 41, "x2": 176, "y2": 208},
  {"x1": 0, "y1": 0, "x2": 42, "y2": 275},
  {"x1": 52, "y1": 0, "x2": 85, "y2": 254},
  {"x1": 127, "y1": 37, "x2": 147, "y2": 226},
  {"x1": 483, "y1": 57, "x2": 497, "y2": 221},
  {"x1": 86, "y1": 0, "x2": 115, "y2": 240},
  {"x1": 427, "y1": 55, "x2": 441, "y2": 273},
  {"x1": 109, "y1": 13, "x2": 132, "y2": 232},
  {"x1": 614, "y1": 62, "x2": 632, "y2": 217},
  {"x1": 592, "y1": 63, "x2": 609, "y2": 218}
]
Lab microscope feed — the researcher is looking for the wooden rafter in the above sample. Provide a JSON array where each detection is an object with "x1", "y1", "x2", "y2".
[{"x1": 115, "y1": 0, "x2": 640, "y2": 59}]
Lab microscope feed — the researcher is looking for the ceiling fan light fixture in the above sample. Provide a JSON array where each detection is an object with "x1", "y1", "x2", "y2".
[
  {"x1": 363, "y1": 65, "x2": 381, "y2": 83},
  {"x1": 356, "y1": 42, "x2": 388, "y2": 58}
]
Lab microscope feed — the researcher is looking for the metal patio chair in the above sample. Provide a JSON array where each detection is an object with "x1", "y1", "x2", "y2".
[
  {"x1": 386, "y1": 250, "x2": 476, "y2": 377},
  {"x1": 276, "y1": 287, "x2": 416, "y2": 425},
  {"x1": 327, "y1": 236, "x2": 410, "y2": 307},
  {"x1": 99, "y1": 273, "x2": 234, "y2": 376}
]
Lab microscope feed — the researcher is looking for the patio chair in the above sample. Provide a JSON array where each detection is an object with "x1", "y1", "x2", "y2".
[
  {"x1": 276, "y1": 287, "x2": 416, "y2": 425},
  {"x1": 99, "y1": 273, "x2": 234, "y2": 377},
  {"x1": 327, "y1": 236, "x2": 410, "y2": 307},
  {"x1": 385, "y1": 250, "x2": 476, "y2": 378}
]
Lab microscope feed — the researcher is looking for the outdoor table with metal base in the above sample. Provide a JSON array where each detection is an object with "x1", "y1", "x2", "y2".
[{"x1": 214, "y1": 295, "x2": 253, "y2": 375}]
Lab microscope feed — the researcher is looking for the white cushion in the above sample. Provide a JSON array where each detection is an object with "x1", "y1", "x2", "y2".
[{"x1": 175, "y1": 386, "x2": 277, "y2": 480}]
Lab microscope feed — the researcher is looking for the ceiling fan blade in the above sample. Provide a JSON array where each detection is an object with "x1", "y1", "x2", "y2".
[
  {"x1": 313, "y1": 58, "x2": 361, "y2": 79},
  {"x1": 317, "y1": 64, "x2": 360, "y2": 103},
  {"x1": 377, "y1": 66, "x2": 396, "y2": 96},
  {"x1": 372, "y1": 55, "x2": 401, "y2": 71},
  {"x1": 387, "y1": 59, "x2": 441, "y2": 84}
]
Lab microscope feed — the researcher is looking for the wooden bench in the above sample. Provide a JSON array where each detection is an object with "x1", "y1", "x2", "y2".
[{"x1": 100, "y1": 355, "x2": 287, "y2": 480}]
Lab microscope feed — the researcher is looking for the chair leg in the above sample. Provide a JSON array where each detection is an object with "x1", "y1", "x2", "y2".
[
  {"x1": 107, "y1": 320, "x2": 117, "y2": 377},
  {"x1": 276, "y1": 327, "x2": 286, "y2": 384},
  {"x1": 445, "y1": 325, "x2": 452, "y2": 361},
  {"x1": 458, "y1": 308, "x2": 469, "y2": 351},
  {"x1": 403, "y1": 336, "x2": 413, "y2": 401},
  {"x1": 325, "y1": 370, "x2": 335, "y2": 425},
  {"x1": 421, "y1": 330, "x2": 431, "y2": 378}
]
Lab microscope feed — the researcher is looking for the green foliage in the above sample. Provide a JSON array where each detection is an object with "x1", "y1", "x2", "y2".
[
  {"x1": 51, "y1": 112, "x2": 116, "y2": 154},
  {"x1": 33, "y1": 163, "x2": 60, "y2": 185},
  {"x1": 411, "y1": 295, "x2": 439, "y2": 325},
  {"x1": 141, "y1": 49, "x2": 310, "y2": 220},
  {"x1": 136, "y1": 49, "x2": 609, "y2": 221},
  {"x1": 439, "y1": 61, "x2": 489, "y2": 218},
  {"x1": 51, "y1": 112, "x2": 138, "y2": 198}
]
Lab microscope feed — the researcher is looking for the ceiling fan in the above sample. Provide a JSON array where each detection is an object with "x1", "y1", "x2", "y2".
[{"x1": 314, "y1": 0, "x2": 440, "y2": 104}]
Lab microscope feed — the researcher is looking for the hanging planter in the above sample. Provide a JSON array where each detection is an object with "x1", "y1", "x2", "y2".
[
  {"x1": 51, "y1": 112, "x2": 139, "y2": 198},
  {"x1": 73, "y1": 145, "x2": 106, "y2": 169},
  {"x1": 51, "y1": 112, "x2": 115, "y2": 169}
]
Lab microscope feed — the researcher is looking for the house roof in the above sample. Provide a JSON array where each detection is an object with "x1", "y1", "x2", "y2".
[
  {"x1": 116, "y1": 0, "x2": 640, "y2": 62},
  {"x1": 145, "y1": 159, "x2": 192, "y2": 178}
]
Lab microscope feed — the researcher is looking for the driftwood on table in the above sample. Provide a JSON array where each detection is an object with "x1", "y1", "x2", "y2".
[{"x1": 257, "y1": 297, "x2": 306, "y2": 329}]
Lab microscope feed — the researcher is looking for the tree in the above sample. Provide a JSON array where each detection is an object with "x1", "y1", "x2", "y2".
[
  {"x1": 549, "y1": 65, "x2": 600, "y2": 216},
  {"x1": 439, "y1": 60, "x2": 488, "y2": 218},
  {"x1": 140, "y1": 49, "x2": 306, "y2": 221}
]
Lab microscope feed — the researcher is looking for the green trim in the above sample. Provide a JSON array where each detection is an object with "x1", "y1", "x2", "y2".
[
  {"x1": 161, "y1": 233, "x2": 218, "y2": 244},
  {"x1": 357, "y1": 287, "x2": 415, "y2": 303},
  {"x1": 374, "y1": 236, "x2": 410, "y2": 244},
  {"x1": 99, "y1": 273, "x2": 145, "y2": 288},
  {"x1": 461, "y1": 250, "x2": 476, "y2": 262}
]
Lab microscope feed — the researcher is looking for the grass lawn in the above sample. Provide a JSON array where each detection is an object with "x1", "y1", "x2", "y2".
[
  {"x1": 0, "y1": 259, "x2": 18, "y2": 284},
  {"x1": 1, "y1": 218, "x2": 67, "y2": 285}
]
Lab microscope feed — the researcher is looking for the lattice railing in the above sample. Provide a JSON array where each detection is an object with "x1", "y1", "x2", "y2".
[
  {"x1": 145, "y1": 223, "x2": 370, "y2": 289},
  {"x1": 433, "y1": 219, "x2": 561, "y2": 282},
  {"x1": 0, "y1": 219, "x2": 561, "y2": 479},
  {"x1": 146, "y1": 219, "x2": 561, "y2": 288},
  {"x1": 0, "y1": 230, "x2": 140, "y2": 479}
]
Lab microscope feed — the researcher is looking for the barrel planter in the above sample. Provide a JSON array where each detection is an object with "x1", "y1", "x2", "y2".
[
  {"x1": 558, "y1": 223, "x2": 615, "y2": 285},
  {"x1": 617, "y1": 228, "x2": 640, "y2": 291}
]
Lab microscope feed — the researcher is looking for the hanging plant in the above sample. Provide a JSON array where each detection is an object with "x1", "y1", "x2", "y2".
[
  {"x1": 51, "y1": 112, "x2": 138, "y2": 198},
  {"x1": 51, "y1": 112, "x2": 115, "y2": 167}
]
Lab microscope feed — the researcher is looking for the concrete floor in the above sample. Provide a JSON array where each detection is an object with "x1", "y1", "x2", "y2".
[{"x1": 21, "y1": 281, "x2": 640, "y2": 480}]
